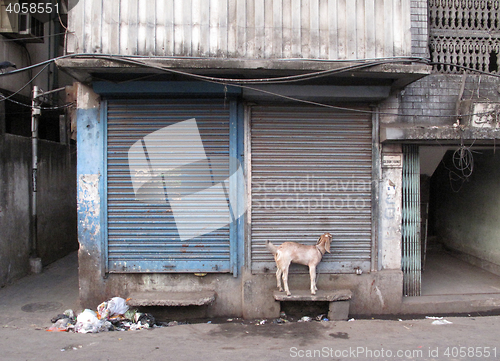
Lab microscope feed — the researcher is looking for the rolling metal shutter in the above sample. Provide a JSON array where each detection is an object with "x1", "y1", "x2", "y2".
[
  {"x1": 106, "y1": 99, "x2": 231, "y2": 273},
  {"x1": 250, "y1": 106, "x2": 373, "y2": 273}
]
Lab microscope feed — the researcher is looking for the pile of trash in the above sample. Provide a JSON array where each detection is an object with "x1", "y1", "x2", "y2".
[
  {"x1": 254, "y1": 312, "x2": 329, "y2": 326},
  {"x1": 47, "y1": 297, "x2": 156, "y2": 333}
]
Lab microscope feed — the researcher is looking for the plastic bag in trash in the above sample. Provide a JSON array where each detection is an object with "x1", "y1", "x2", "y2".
[
  {"x1": 51, "y1": 314, "x2": 69, "y2": 324},
  {"x1": 47, "y1": 309, "x2": 77, "y2": 332},
  {"x1": 298, "y1": 316, "x2": 313, "y2": 322},
  {"x1": 97, "y1": 297, "x2": 129, "y2": 320},
  {"x1": 47, "y1": 318, "x2": 75, "y2": 332},
  {"x1": 75, "y1": 309, "x2": 103, "y2": 334}
]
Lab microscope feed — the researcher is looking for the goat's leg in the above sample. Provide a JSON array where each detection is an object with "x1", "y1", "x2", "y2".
[
  {"x1": 276, "y1": 268, "x2": 283, "y2": 292},
  {"x1": 282, "y1": 263, "x2": 291, "y2": 296},
  {"x1": 309, "y1": 265, "x2": 317, "y2": 295}
]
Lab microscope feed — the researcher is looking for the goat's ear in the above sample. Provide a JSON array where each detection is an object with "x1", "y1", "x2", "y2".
[{"x1": 325, "y1": 240, "x2": 331, "y2": 253}]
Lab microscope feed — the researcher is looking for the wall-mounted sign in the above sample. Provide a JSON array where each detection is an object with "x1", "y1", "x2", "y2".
[{"x1": 382, "y1": 154, "x2": 402, "y2": 168}]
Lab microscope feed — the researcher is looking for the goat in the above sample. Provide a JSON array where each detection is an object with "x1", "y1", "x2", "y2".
[{"x1": 266, "y1": 233, "x2": 332, "y2": 296}]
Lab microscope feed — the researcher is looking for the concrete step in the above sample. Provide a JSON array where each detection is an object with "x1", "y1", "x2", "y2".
[
  {"x1": 401, "y1": 293, "x2": 500, "y2": 315},
  {"x1": 273, "y1": 289, "x2": 352, "y2": 321},
  {"x1": 273, "y1": 289, "x2": 352, "y2": 302},
  {"x1": 127, "y1": 290, "x2": 216, "y2": 307}
]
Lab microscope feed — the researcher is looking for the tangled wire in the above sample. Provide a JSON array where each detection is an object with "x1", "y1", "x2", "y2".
[{"x1": 448, "y1": 141, "x2": 475, "y2": 192}]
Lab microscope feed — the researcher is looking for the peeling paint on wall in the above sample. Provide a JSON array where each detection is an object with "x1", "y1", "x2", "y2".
[
  {"x1": 78, "y1": 174, "x2": 100, "y2": 236},
  {"x1": 77, "y1": 83, "x2": 100, "y2": 110},
  {"x1": 379, "y1": 145, "x2": 403, "y2": 271}
]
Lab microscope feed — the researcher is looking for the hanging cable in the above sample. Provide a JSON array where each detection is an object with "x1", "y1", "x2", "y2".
[
  {"x1": 0, "y1": 53, "x2": 498, "y2": 119},
  {"x1": 0, "y1": 32, "x2": 68, "y2": 43},
  {"x1": 0, "y1": 64, "x2": 50, "y2": 102},
  {"x1": 442, "y1": 138, "x2": 478, "y2": 193}
]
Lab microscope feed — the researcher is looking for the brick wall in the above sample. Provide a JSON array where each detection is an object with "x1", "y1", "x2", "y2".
[
  {"x1": 410, "y1": 0, "x2": 429, "y2": 58},
  {"x1": 381, "y1": 74, "x2": 500, "y2": 126}
]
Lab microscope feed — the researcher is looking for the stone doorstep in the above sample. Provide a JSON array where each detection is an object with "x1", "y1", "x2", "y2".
[
  {"x1": 127, "y1": 290, "x2": 216, "y2": 307},
  {"x1": 273, "y1": 289, "x2": 352, "y2": 321},
  {"x1": 273, "y1": 289, "x2": 352, "y2": 302}
]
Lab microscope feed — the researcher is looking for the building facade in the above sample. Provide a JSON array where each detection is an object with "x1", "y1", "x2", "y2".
[
  {"x1": 59, "y1": 0, "x2": 500, "y2": 317},
  {"x1": 0, "y1": 0, "x2": 77, "y2": 286}
]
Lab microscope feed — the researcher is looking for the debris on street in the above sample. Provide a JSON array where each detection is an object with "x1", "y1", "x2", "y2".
[
  {"x1": 426, "y1": 316, "x2": 453, "y2": 325},
  {"x1": 47, "y1": 296, "x2": 157, "y2": 334},
  {"x1": 48, "y1": 295, "x2": 335, "y2": 333},
  {"x1": 272, "y1": 318, "x2": 288, "y2": 324},
  {"x1": 97, "y1": 297, "x2": 129, "y2": 320}
]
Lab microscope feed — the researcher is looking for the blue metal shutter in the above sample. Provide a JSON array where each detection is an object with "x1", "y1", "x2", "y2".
[
  {"x1": 106, "y1": 99, "x2": 231, "y2": 273},
  {"x1": 250, "y1": 106, "x2": 373, "y2": 273}
]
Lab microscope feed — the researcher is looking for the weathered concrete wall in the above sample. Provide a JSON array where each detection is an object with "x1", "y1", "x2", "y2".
[
  {"x1": 37, "y1": 141, "x2": 78, "y2": 265},
  {"x1": 381, "y1": 74, "x2": 500, "y2": 126},
  {"x1": 378, "y1": 144, "x2": 403, "y2": 271},
  {"x1": 432, "y1": 150, "x2": 500, "y2": 275},
  {"x1": 242, "y1": 270, "x2": 403, "y2": 319},
  {"x1": 0, "y1": 135, "x2": 77, "y2": 287},
  {"x1": 80, "y1": 266, "x2": 403, "y2": 319},
  {"x1": 0, "y1": 135, "x2": 31, "y2": 285},
  {"x1": 0, "y1": 22, "x2": 53, "y2": 98},
  {"x1": 75, "y1": 83, "x2": 106, "y2": 306}
]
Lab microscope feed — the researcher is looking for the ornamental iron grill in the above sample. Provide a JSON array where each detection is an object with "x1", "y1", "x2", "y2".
[{"x1": 429, "y1": 0, "x2": 500, "y2": 74}]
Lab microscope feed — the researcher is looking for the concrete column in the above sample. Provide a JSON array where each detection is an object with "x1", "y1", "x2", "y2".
[
  {"x1": 378, "y1": 144, "x2": 403, "y2": 270},
  {"x1": 75, "y1": 83, "x2": 106, "y2": 308}
]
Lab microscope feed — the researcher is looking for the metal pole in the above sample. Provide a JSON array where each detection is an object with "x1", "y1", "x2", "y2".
[{"x1": 30, "y1": 86, "x2": 42, "y2": 273}]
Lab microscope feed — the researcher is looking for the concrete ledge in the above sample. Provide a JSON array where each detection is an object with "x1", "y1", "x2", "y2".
[
  {"x1": 127, "y1": 291, "x2": 216, "y2": 307},
  {"x1": 274, "y1": 290, "x2": 352, "y2": 321},
  {"x1": 381, "y1": 125, "x2": 500, "y2": 143},
  {"x1": 273, "y1": 289, "x2": 352, "y2": 302},
  {"x1": 400, "y1": 294, "x2": 500, "y2": 315}
]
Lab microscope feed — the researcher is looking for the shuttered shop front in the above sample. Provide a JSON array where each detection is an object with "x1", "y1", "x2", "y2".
[
  {"x1": 106, "y1": 99, "x2": 233, "y2": 273},
  {"x1": 250, "y1": 106, "x2": 373, "y2": 273}
]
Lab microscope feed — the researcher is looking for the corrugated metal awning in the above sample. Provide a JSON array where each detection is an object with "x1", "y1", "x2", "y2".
[{"x1": 250, "y1": 106, "x2": 373, "y2": 273}]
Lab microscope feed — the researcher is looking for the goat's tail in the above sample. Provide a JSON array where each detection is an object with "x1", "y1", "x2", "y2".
[{"x1": 265, "y1": 240, "x2": 278, "y2": 255}]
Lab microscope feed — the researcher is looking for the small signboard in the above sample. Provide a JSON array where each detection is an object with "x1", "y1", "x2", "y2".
[{"x1": 382, "y1": 154, "x2": 402, "y2": 168}]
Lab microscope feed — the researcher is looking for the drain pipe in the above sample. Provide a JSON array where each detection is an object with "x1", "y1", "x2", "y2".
[{"x1": 29, "y1": 86, "x2": 42, "y2": 274}]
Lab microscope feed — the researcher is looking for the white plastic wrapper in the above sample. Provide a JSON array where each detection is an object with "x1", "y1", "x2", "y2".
[
  {"x1": 75, "y1": 309, "x2": 102, "y2": 333},
  {"x1": 97, "y1": 297, "x2": 129, "y2": 320}
]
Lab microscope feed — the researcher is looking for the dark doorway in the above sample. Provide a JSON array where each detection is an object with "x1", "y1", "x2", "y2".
[{"x1": 421, "y1": 146, "x2": 500, "y2": 295}]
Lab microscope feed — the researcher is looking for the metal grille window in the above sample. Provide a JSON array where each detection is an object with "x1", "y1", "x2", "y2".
[{"x1": 429, "y1": 0, "x2": 500, "y2": 74}]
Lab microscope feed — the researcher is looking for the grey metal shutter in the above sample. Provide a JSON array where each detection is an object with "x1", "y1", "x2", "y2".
[
  {"x1": 106, "y1": 99, "x2": 231, "y2": 273},
  {"x1": 250, "y1": 106, "x2": 372, "y2": 273}
]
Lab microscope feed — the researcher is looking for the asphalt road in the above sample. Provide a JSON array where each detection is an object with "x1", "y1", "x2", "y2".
[
  {"x1": 1, "y1": 252, "x2": 499, "y2": 361},
  {"x1": 1, "y1": 314, "x2": 500, "y2": 360}
]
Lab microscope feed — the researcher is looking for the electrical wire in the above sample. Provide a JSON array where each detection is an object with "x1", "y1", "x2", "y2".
[
  {"x1": 429, "y1": 62, "x2": 500, "y2": 79},
  {"x1": 445, "y1": 140, "x2": 477, "y2": 193},
  {"x1": 0, "y1": 53, "x2": 498, "y2": 119},
  {"x1": 0, "y1": 63, "x2": 50, "y2": 102},
  {"x1": 114, "y1": 55, "x2": 430, "y2": 84},
  {"x1": 0, "y1": 32, "x2": 68, "y2": 42},
  {"x1": 0, "y1": 53, "x2": 430, "y2": 84},
  {"x1": 4, "y1": 96, "x2": 74, "y2": 110}
]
